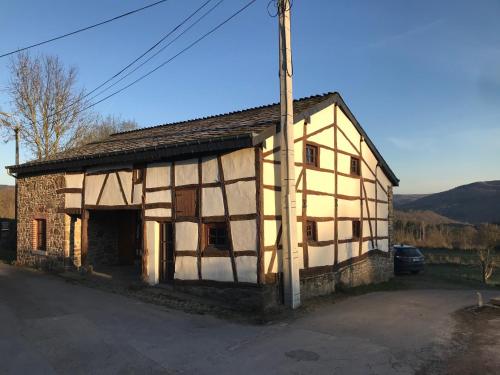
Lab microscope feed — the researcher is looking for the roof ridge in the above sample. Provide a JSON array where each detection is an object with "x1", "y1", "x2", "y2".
[{"x1": 110, "y1": 92, "x2": 336, "y2": 137}]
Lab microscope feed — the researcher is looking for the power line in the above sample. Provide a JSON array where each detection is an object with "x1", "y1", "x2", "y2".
[
  {"x1": 88, "y1": 0, "x2": 225, "y2": 104},
  {"x1": 79, "y1": 0, "x2": 257, "y2": 115},
  {"x1": 0, "y1": 0, "x2": 171, "y2": 59},
  {"x1": 44, "y1": 0, "x2": 218, "y2": 123},
  {"x1": 48, "y1": 0, "x2": 254, "y2": 124}
]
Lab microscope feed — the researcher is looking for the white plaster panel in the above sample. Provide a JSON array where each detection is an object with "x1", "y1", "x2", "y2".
[
  {"x1": 294, "y1": 140, "x2": 303, "y2": 163},
  {"x1": 364, "y1": 182, "x2": 376, "y2": 200},
  {"x1": 337, "y1": 153, "x2": 352, "y2": 175},
  {"x1": 146, "y1": 163, "x2": 171, "y2": 188},
  {"x1": 377, "y1": 220, "x2": 388, "y2": 237},
  {"x1": 337, "y1": 175, "x2": 360, "y2": 197},
  {"x1": 202, "y1": 187, "x2": 224, "y2": 217},
  {"x1": 65, "y1": 193, "x2": 81, "y2": 208},
  {"x1": 307, "y1": 194, "x2": 334, "y2": 218},
  {"x1": 366, "y1": 201, "x2": 377, "y2": 218},
  {"x1": 175, "y1": 222, "x2": 198, "y2": 251},
  {"x1": 99, "y1": 173, "x2": 126, "y2": 206},
  {"x1": 317, "y1": 221, "x2": 335, "y2": 241},
  {"x1": 296, "y1": 220, "x2": 303, "y2": 243},
  {"x1": 338, "y1": 242, "x2": 358, "y2": 263},
  {"x1": 308, "y1": 105, "x2": 334, "y2": 133},
  {"x1": 132, "y1": 183, "x2": 143, "y2": 204},
  {"x1": 264, "y1": 250, "x2": 277, "y2": 273},
  {"x1": 378, "y1": 171, "x2": 391, "y2": 189},
  {"x1": 175, "y1": 256, "x2": 198, "y2": 280},
  {"x1": 145, "y1": 208, "x2": 171, "y2": 217},
  {"x1": 362, "y1": 143, "x2": 378, "y2": 175},
  {"x1": 145, "y1": 221, "x2": 159, "y2": 285},
  {"x1": 338, "y1": 220, "x2": 355, "y2": 241},
  {"x1": 221, "y1": 148, "x2": 255, "y2": 181},
  {"x1": 264, "y1": 220, "x2": 280, "y2": 247},
  {"x1": 230, "y1": 220, "x2": 257, "y2": 251},
  {"x1": 337, "y1": 130, "x2": 359, "y2": 155},
  {"x1": 363, "y1": 219, "x2": 377, "y2": 237},
  {"x1": 175, "y1": 159, "x2": 198, "y2": 186},
  {"x1": 235, "y1": 256, "x2": 257, "y2": 283},
  {"x1": 378, "y1": 239, "x2": 389, "y2": 252},
  {"x1": 338, "y1": 198, "x2": 361, "y2": 218},
  {"x1": 226, "y1": 181, "x2": 256, "y2": 215},
  {"x1": 263, "y1": 189, "x2": 280, "y2": 216},
  {"x1": 308, "y1": 127, "x2": 335, "y2": 148},
  {"x1": 201, "y1": 156, "x2": 219, "y2": 184},
  {"x1": 146, "y1": 189, "x2": 171, "y2": 204},
  {"x1": 65, "y1": 173, "x2": 84, "y2": 188},
  {"x1": 117, "y1": 170, "x2": 132, "y2": 204},
  {"x1": 308, "y1": 244, "x2": 335, "y2": 268},
  {"x1": 263, "y1": 162, "x2": 280, "y2": 187},
  {"x1": 319, "y1": 148, "x2": 335, "y2": 170},
  {"x1": 378, "y1": 202, "x2": 389, "y2": 218},
  {"x1": 297, "y1": 245, "x2": 304, "y2": 270},
  {"x1": 84, "y1": 174, "x2": 106, "y2": 205},
  {"x1": 201, "y1": 257, "x2": 233, "y2": 282},
  {"x1": 361, "y1": 240, "x2": 370, "y2": 254},
  {"x1": 307, "y1": 169, "x2": 334, "y2": 194},
  {"x1": 337, "y1": 108, "x2": 361, "y2": 146}
]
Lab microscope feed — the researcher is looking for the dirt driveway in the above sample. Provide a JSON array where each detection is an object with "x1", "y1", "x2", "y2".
[{"x1": 0, "y1": 263, "x2": 498, "y2": 374}]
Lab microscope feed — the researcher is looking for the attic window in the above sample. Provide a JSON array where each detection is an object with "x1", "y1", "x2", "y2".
[
  {"x1": 133, "y1": 168, "x2": 144, "y2": 184},
  {"x1": 306, "y1": 221, "x2": 317, "y2": 242},
  {"x1": 305, "y1": 144, "x2": 318, "y2": 167},
  {"x1": 205, "y1": 222, "x2": 229, "y2": 250},
  {"x1": 350, "y1": 157, "x2": 361, "y2": 176}
]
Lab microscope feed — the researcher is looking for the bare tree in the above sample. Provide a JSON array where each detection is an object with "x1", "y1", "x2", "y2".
[
  {"x1": 74, "y1": 115, "x2": 138, "y2": 146},
  {"x1": 0, "y1": 52, "x2": 91, "y2": 160},
  {"x1": 474, "y1": 224, "x2": 499, "y2": 283}
]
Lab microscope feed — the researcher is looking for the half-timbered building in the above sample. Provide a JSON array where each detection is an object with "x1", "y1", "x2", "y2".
[{"x1": 8, "y1": 92, "x2": 398, "y2": 305}]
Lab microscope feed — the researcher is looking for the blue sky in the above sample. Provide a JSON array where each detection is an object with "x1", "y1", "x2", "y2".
[{"x1": 1, "y1": 0, "x2": 499, "y2": 193}]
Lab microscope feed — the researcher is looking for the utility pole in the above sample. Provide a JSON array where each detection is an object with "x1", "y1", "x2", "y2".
[{"x1": 278, "y1": 0, "x2": 300, "y2": 308}]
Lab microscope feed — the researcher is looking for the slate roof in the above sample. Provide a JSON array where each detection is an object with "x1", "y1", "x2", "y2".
[{"x1": 7, "y1": 92, "x2": 399, "y2": 185}]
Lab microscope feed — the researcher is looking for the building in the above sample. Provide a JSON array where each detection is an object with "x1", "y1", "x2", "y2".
[{"x1": 7, "y1": 92, "x2": 399, "y2": 305}]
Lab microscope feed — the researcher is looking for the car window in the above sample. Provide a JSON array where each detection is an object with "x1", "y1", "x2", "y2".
[{"x1": 396, "y1": 247, "x2": 422, "y2": 257}]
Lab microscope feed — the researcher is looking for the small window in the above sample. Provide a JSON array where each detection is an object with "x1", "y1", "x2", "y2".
[
  {"x1": 352, "y1": 220, "x2": 361, "y2": 241},
  {"x1": 175, "y1": 188, "x2": 198, "y2": 217},
  {"x1": 205, "y1": 223, "x2": 228, "y2": 250},
  {"x1": 306, "y1": 221, "x2": 317, "y2": 242},
  {"x1": 133, "y1": 168, "x2": 144, "y2": 184},
  {"x1": 350, "y1": 157, "x2": 361, "y2": 176},
  {"x1": 34, "y1": 219, "x2": 47, "y2": 251},
  {"x1": 305, "y1": 144, "x2": 318, "y2": 167}
]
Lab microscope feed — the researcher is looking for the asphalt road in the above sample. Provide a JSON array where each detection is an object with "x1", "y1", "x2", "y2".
[{"x1": 0, "y1": 263, "x2": 496, "y2": 374}]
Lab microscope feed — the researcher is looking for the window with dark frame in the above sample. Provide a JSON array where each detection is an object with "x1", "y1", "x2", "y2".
[
  {"x1": 34, "y1": 219, "x2": 47, "y2": 251},
  {"x1": 132, "y1": 168, "x2": 144, "y2": 184},
  {"x1": 352, "y1": 220, "x2": 361, "y2": 240},
  {"x1": 205, "y1": 222, "x2": 229, "y2": 250},
  {"x1": 306, "y1": 221, "x2": 317, "y2": 242},
  {"x1": 175, "y1": 188, "x2": 198, "y2": 217},
  {"x1": 305, "y1": 144, "x2": 319, "y2": 167},
  {"x1": 350, "y1": 157, "x2": 361, "y2": 176}
]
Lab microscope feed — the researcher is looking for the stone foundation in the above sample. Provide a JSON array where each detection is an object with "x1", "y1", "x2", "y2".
[{"x1": 300, "y1": 250, "x2": 394, "y2": 300}]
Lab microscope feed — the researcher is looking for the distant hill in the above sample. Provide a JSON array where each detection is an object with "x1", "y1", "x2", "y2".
[
  {"x1": 395, "y1": 180, "x2": 500, "y2": 224},
  {"x1": 0, "y1": 185, "x2": 15, "y2": 219},
  {"x1": 395, "y1": 210, "x2": 463, "y2": 225}
]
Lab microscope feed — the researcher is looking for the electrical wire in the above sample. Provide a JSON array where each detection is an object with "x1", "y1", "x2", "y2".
[{"x1": 0, "y1": 0, "x2": 171, "y2": 58}]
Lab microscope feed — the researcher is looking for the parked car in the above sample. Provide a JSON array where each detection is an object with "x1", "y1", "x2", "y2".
[{"x1": 393, "y1": 245, "x2": 425, "y2": 274}]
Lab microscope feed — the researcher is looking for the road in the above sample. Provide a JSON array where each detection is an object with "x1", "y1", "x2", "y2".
[{"x1": 0, "y1": 263, "x2": 495, "y2": 374}]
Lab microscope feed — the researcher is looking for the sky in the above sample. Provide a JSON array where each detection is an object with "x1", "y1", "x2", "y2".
[{"x1": 0, "y1": 0, "x2": 499, "y2": 194}]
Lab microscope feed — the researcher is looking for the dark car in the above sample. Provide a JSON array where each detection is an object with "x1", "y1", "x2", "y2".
[{"x1": 394, "y1": 245, "x2": 425, "y2": 274}]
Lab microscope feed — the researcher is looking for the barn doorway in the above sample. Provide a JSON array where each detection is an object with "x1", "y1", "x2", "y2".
[
  {"x1": 87, "y1": 210, "x2": 142, "y2": 280},
  {"x1": 159, "y1": 222, "x2": 175, "y2": 282}
]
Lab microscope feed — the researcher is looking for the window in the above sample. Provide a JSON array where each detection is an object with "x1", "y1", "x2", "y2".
[
  {"x1": 350, "y1": 157, "x2": 361, "y2": 176},
  {"x1": 305, "y1": 144, "x2": 318, "y2": 167},
  {"x1": 205, "y1": 223, "x2": 228, "y2": 250},
  {"x1": 34, "y1": 219, "x2": 47, "y2": 251},
  {"x1": 352, "y1": 220, "x2": 361, "y2": 241},
  {"x1": 132, "y1": 168, "x2": 144, "y2": 184},
  {"x1": 306, "y1": 221, "x2": 317, "y2": 242},
  {"x1": 175, "y1": 188, "x2": 198, "y2": 217}
]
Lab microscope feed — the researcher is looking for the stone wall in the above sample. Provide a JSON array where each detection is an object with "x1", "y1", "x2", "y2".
[
  {"x1": 87, "y1": 211, "x2": 120, "y2": 266},
  {"x1": 300, "y1": 250, "x2": 394, "y2": 300},
  {"x1": 17, "y1": 173, "x2": 66, "y2": 269}
]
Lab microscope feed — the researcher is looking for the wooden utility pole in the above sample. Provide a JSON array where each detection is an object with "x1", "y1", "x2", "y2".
[{"x1": 278, "y1": 0, "x2": 300, "y2": 308}]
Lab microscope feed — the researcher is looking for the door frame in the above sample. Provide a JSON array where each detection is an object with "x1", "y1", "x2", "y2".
[{"x1": 159, "y1": 222, "x2": 175, "y2": 282}]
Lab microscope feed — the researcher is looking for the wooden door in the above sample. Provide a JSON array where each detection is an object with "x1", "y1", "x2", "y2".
[
  {"x1": 159, "y1": 223, "x2": 174, "y2": 282},
  {"x1": 118, "y1": 211, "x2": 137, "y2": 265}
]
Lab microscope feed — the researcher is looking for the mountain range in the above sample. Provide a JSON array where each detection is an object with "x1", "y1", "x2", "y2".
[{"x1": 395, "y1": 180, "x2": 500, "y2": 224}]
